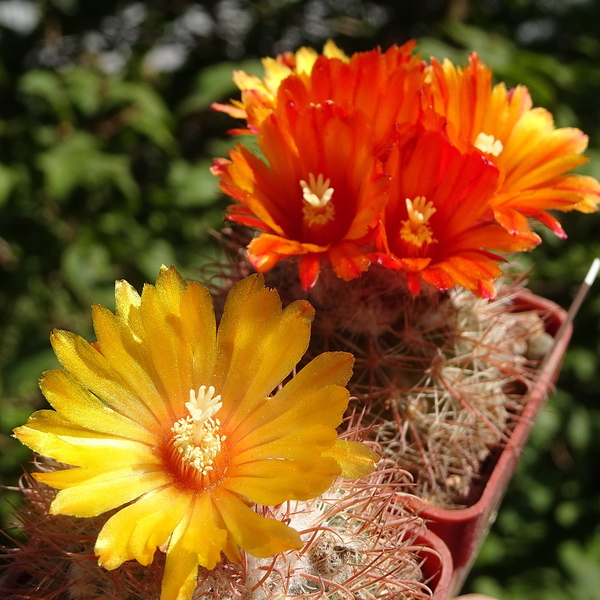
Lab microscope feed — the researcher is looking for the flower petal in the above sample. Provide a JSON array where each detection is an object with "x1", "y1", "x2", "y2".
[
  {"x1": 214, "y1": 275, "x2": 314, "y2": 431},
  {"x1": 215, "y1": 489, "x2": 302, "y2": 558},
  {"x1": 224, "y1": 455, "x2": 340, "y2": 505},
  {"x1": 161, "y1": 494, "x2": 229, "y2": 600},
  {"x1": 322, "y1": 440, "x2": 379, "y2": 479},
  {"x1": 267, "y1": 351, "x2": 354, "y2": 405},
  {"x1": 96, "y1": 486, "x2": 193, "y2": 569},
  {"x1": 46, "y1": 467, "x2": 170, "y2": 517},
  {"x1": 51, "y1": 328, "x2": 163, "y2": 431},
  {"x1": 13, "y1": 422, "x2": 159, "y2": 470},
  {"x1": 138, "y1": 271, "x2": 196, "y2": 418},
  {"x1": 39, "y1": 369, "x2": 155, "y2": 444},
  {"x1": 232, "y1": 383, "x2": 349, "y2": 448}
]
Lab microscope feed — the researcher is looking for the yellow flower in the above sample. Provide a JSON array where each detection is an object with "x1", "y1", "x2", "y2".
[{"x1": 13, "y1": 266, "x2": 378, "y2": 600}]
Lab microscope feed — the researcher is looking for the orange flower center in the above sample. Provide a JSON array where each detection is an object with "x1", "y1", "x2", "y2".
[
  {"x1": 170, "y1": 386, "x2": 227, "y2": 478},
  {"x1": 300, "y1": 173, "x2": 335, "y2": 226},
  {"x1": 399, "y1": 196, "x2": 436, "y2": 247},
  {"x1": 474, "y1": 132, "x2": 503, "y2": 157}
]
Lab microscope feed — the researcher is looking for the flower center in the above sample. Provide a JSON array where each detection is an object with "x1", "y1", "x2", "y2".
[
  {"x1": 400, "y1": 196, "x2": 437, "y2": 248},
  {"x1": 171, "y1": 386, "x2": 226, "y2": 476},
  {"x1": 474, "y1": 132, "x2": 503, "y2": 157},
  {"x1": 300, "y1": 173, "x2": 335, "y2": 226}
]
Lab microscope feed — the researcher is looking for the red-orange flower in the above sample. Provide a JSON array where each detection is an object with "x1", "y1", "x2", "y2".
[
  {"x1": 425, "y1": 53, "x2": 600, "y2": 240},
  {"x1": 375, "y1": 125, "x2": 534, "y2": 298},
  {"x1": 212, "y1": 100, "x2": 389, "y2": 290},
  {"x1": 275, "y1": 42, "x2": 425, "y2": 153},
  {"x1": 213, "y1": 43, "x2": 600, "y2": 297},
  {"x1": 214, "y1": 41, "x2": 426, "y2": 149},
  {"x1": 213, "y1": 40, "x2": 349, "y2": 133}
]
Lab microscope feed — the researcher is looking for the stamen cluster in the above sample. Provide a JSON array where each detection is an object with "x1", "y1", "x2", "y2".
[
  {"x1": 171, "y1": 415, "x2": 225, "y2": 476},
  {"x1": 172, "y1": 386, "x2": 227, "y2": 475}
]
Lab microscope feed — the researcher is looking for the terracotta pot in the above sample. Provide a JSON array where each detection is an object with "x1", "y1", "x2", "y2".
[
  {"x1": 412, "y1": 529, "x2": 454, "y2": 599},
  {"x1": 405, "y1": 292, "x2": 571, "y2": 596}
]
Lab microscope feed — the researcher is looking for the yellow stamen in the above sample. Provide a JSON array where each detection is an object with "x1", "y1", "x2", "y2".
[
  {"x1": 172, "y1": 386, "x2": 226, "y2": 476},
  {"x1": 300, "y1": 173, "x2": 335, "y2": 226},
  {"x1": 400, "y1": 196, "x2": 436, "y2": 247},
  {"x1": 474, "y1": 132, "x2": 503, "y2": 157}
]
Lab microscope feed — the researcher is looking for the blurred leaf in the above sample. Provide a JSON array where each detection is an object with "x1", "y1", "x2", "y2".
[
  {"x1": 63, "y1": 67, "x2": 104, "y2": 116},
  {"x1": 19, "y1": 69, "x2": 74, "y2": 122},
  {"x1": 61, "y1": 237, "x2": 115, "y2": 307},
  {"x1": 564, "y1": 347, "x2": 597, "y2": 383},
  {"x1": 136, "y1": 238, "x2": 176, "y2": 280},
  {"x1": 443, "y1": 20, "x2": 517, "y2": 71},
  {"x1": 567, "y1": 406, "x2": 592, "y2": 452},
  {"x1": 168, "y1": 159, "x2": 220, "y2": 207},
  {"x1": 106, "y1": 80, "x2": 174, "y2": 151},
  {"x1": 37, "y1": 131, "x2": 139, "y2": 202},
  {"x1": 3, "y1": 348, "x2": 58, "y2": 398},
  {"x1": 555, "y1": 501, "x2": 581, "y2": 527},
  {"x1": 415, "y1": 37, "x2": 468, "y2": 65},
  {"x1": 560, "y1": 539, "x2": 600, "y2": 599},
  {"x1": 0, "y1": 163, "x2": 16, "y2": 206}
]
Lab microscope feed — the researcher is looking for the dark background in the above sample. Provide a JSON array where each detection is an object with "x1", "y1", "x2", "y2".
[{"x1": 1, "y1": 1, "x2": 600, "y2": 598}]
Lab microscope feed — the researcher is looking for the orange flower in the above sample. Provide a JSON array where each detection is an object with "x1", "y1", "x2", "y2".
[
  {"x1": 213, "y1": 40, "x2": 349, "y2": 133},
  {"x1": 212, "y1": 100, "x2": 389, "y2": 290},
  {"x1": 376, "y1": 125, "x2": 534, "y2": 298},
  {"x1": 425, "y1": 53, "x2": 600, "y2": 240}
]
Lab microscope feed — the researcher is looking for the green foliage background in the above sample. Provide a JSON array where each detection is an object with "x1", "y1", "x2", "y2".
[{"x1": 1, "y1": 1, "x2": 599, "y2": 598}]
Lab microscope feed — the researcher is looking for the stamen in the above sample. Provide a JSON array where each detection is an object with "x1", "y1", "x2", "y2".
[
  {"x1": 300, "y1": 173, "x2": 335, "y2": 226},
  {"x1": 474, "y1": 132, "x2": 503, "y2": 157},
  {"x1": 171, "y1": 386, "x2": 226, "y2": 476},
  {"x1": 400, "y1": 196, "x2": 437, "y2": 248}
]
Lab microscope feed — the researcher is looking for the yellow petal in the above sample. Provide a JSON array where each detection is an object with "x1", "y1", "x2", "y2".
[
  {"x1": 154, "y1": 264, "x2": 188, "y2": 308},
  {"x1": 129, "y1": 492, "x2": 193, "y2": 566},
  {"x1": 214, "y1": 275, "x2": 314, "y2": 432},
  {"x1": 96, "y1": 487, "x2": 192, "y2": 569},
  {"x1": 234, "y1": 423, "x2": 335, "y2": 463},
  {"x1": 90, "y1": 305, "x2": 171, "y2": 425},
  {"x1": 161, "y1": 518, "x2": 201, "y2": 600},
  {"x1": 225, "y1": 456, "x2": 340, "y2": 505},
  {"x1": 322, "y1": 439, "x2": 379, "y2": 479},
  {"x1": 232, "y1": 384, "x2": 349, "y2": 449},
  {"x1": 14, "y1": 423, "x2": 159, "y2": 469},
  {"x1": 114, "y1": 279, "x2": 143, "y2": 339},
  {"x1": 16, "y1": 409, "x2": 120, "y2": 439},
  {"x1": 293, "y1": 46, "x2": 319, "y2": 74},
  {"x1": 34, "y1": 465, "x2": 115, "y2": 488},
  {"x1": 139, "y1": 282, "x2": 193, "y2": 417},
  {"x1": 40, "y1": 369, "x2": 155, "y2": 444},
  {"x1": 48, "y1": 467, "x2": 170, "y2": 517},
  {"x1": 51, "y1": 329, "x2": 162, "y2": 431},
  {"x1": 215, "y1": 489, "x2": 302, "y2": 558},
  {"x1": 323, "y1": 39, "x2": 349, "y2": 61},
  {"x1": 265, "y1": 352, "x2": 354, "y2": 406},
  {"x1": 179, "y1": 281, "x2": 217, "y2": 392},
  {"x1": 161, "y1": 494, "x2": 228, "y2": 600}
]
